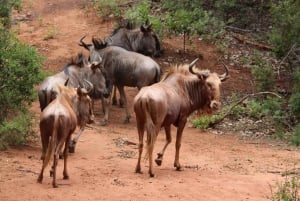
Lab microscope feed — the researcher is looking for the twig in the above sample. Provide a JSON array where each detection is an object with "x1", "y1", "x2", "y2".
[
  {"x1": 225, "y1": 26, "x2": 253, "y2": 33},
  {"x1": 0, "y1": 85, "x2": 7, "y2": 90},
  {"x1": 281, "y1": 168, "x2": 300, "y2": 177},
  {"x1": 277, "y1": 43, "x2": 297, "y2": 78},
  {"x1": 232, "y1": 33, "x2": 273, "y2": 51},
  {"x1": 209, "y1": 92, "x2": 281, "y2": 127}
]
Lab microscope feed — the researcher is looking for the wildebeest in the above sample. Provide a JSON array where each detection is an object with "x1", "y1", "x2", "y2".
[
  {"x1": 38, "y1": 53, "x2": 109, "y2": 111},
  {"x1": 105, "y1": 20, "x2": 161, "y2": 57},
  {"x1": 38, "y1": 53, "x2": 110, "y2": 152},
  {"x1": 79, "y1": 37, "x2": 161, "y2": 125},
  {"x1": 133, "y1": 59, "x2": 229, "y2": 177},
  {"x1": 37, "y1": 83, "x2": 94, "y2": 188}
]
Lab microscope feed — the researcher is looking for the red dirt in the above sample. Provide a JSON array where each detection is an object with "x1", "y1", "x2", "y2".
[{"x1": 1, "y1": 0, "x2": 299, "y2": 200}]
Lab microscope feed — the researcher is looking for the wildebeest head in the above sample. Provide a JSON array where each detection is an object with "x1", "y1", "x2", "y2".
[
  {"x1": 75, "y1": 85, "x2": 95, "y2": 126},
  {"x1": 138, "y1": 22, "x2": 161, "y2": 57},
  {"x1": 188, "y1": 58, "x2": 229, "y2": 113},
  {"x1": 106, "y1": 20, "x2": 162, "y2": 57},
  {"x1": 78, "y1": 36, "x2": 111, "y2": 99}
]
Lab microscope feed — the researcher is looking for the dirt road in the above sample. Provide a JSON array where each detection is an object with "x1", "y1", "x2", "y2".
[{"x1": 1, "y1": 0, "x2": 299, "y2": 200}]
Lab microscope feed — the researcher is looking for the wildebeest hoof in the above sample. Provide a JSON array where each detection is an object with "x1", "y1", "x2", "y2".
[
  {"x1": 112, "y1": 98, "x2": 117, "y2": 106},
  {"x1": 63, "y1": 175, "x2": 69, "y2": 180},
  {"x1": 155, "y1": 158, "x2": 162, "y2": 166},
  {"x1": 100, "y1": 120, "x2": 108, "y2": 126},
  {"x1": 50, "y1": 170, "x2": 54, "y2": 177},
  {"x1": 59, "y1": 152, "x2": 64, "y2": 159},
  {"x1": 149, "y1": 172, "x2": 155, "y2": 177},
  {"x1": 69, "y1": 145, "x2": 75, "y2": 153},
  {"x1": 123, "y1": 116, "x2": 131, "y2": 124}
]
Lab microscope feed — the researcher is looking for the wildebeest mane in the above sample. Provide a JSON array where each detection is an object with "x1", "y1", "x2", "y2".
[
  {"x1": 62, "y1": 53, "x2": 85, "y2": 75},
  {"x1": 161, "y1": 64, "x2": 210, "y2": 82}
]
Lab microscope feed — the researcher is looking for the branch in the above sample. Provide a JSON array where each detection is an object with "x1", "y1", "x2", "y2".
[
  {"x1": 232, "y1": 33, "x2": 273, "y2": 51},
  {"x1": 225, "y1": 26, "x2": 253, "y2": 33},
  {"x1": 209, "y1": 92, "x2": 281, "y2": 127},
  {"x1": 0, "y1": 84, "x2": 7, "y2": 90}
]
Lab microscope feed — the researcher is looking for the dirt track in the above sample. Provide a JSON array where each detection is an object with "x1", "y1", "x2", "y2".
[{"x1": 1, "y1": 0, "x2": 300, "y2": 200}]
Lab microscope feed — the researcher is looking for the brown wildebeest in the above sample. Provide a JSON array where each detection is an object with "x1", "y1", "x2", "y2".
[
  {"x1": 133, "y1": 58, "x2": 229, "y2": 177},
  {"x1": 37, "y1": 83, "x2": 94, "y2": 188}
]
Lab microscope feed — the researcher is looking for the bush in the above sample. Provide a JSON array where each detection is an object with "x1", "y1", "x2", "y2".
[
  {"x1": 0, "y1": 1, "x2": 44, "y2": 149},
  {"x1": 270, "y1": 176, "x2": 300, "y2": 201},
  {"x1": 270, "y1": 0, "x2": 300, "y2": 58},
  {"x1": 93, "y1": 0, "x2": 121, "y2": 20},
  {"x1": 289, "y1": 70, "x2": 300, "y2": 120},
  {"x1": 251, "y1": 53, "x2": 275, "y2": 92},
  {"x1": 0, "y1": 31, "x2": 44, "y2": 122},
  {"x1": 0, "y1": 114, "x2": 35, "y2": 150}
]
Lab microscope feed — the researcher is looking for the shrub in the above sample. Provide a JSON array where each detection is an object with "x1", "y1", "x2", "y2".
[
  {"x1": 289, "y1": 70, "x2": 300, "y2": 120},
  {"x1": 251, "y1": 53, "x2": 275, "y2": 92},
  {"x1": 93, "y1": 0, "x2": 121, "y2": 20},
  {"x1": 270, "y1": 0, "x2": 300, "y2": 58},
  {"x1": 0, "y1": 114, "x2": 35, "y2": 150},
  {"x1": 270, "y1": 176, "x2": 300, "y2": 201}
]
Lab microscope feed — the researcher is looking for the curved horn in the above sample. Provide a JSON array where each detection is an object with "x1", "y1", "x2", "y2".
[
  {"x1": 64, "y1": 78, "x2": 69, "y2": 86},
  {"x1": 78, "y1": 35, "x2": 91, "y2": 50},
  {"x1": 218, "y1": 62, "x2": 230, "y2": 82},
  {"x1": 188, "y1": 58, "x2": 199, "y2": 75}
]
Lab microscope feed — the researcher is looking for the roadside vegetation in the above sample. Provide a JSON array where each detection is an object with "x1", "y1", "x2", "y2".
[{"x1": 0, "y1": 0, "x2": 44, "y2": 150}]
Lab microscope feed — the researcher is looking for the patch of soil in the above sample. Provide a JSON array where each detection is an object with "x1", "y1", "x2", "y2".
[{"x1": 1, "y1": 0, "x2": 300, "y2": 201}]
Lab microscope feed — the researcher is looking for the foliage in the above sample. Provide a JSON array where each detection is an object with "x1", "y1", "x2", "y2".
[
  {"x1": 43, "y1": 25, "x2": 57, "y2": 40},
  {"x1": 289, "y1": 70, "x2": 300, "y2": 120},
  {"x1": 270, "y1": 176, "x2": 300, "y2": 201},
  {"x1": 0, "y1": 0, "x2": 21, "y2": 27},
  {"x1": 93, "y1": 0, "x2": 121, "y2": 20},
  {"x1": 250, "y1": 53, "x2": 275, "y2": 92},
  {"x1": 0, "y1": 1, "x2": 44, "y2": 149},
  {"x1": 0, "y1": 114, "x2": 35, "y2": 150},
  {"x1": 270, "y1": 0, "x2": 300, "y2": 58},
  {"x1": 125, "y1": 0, "x2": 162, "y2": 36},
  {"x1": 290, "y1": 124, "x2": 300, "y2": 146},
  {"x1": 162, "y1": 1, "x2": 224, "y2": 49},
  {"x1": 192, "y1": 113, "x2": 223, "y2": 130}
]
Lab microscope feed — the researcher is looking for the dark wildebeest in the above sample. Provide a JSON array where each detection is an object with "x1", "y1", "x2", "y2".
[
  {"x1": 79, "y1": 37, "x2": 161, "y2": 125},
  {"x1": 38, "y1": 53, "x2": 109, "y2": 111},
  {"x1": 105, "y1": 20, "x2": 161, "y2": 57},
  {"x1": 105, "y1": 20, "x2": 162, "y2": 106},
  {"x1": 38, "y1": 53, "x2": 110, "y2": 152},
  {"x1": 133, "y1": 58, "x2": 229, "y2": 177},
  {"x1": 37, "y1": 83, "x2": 94, "y2": 188}
]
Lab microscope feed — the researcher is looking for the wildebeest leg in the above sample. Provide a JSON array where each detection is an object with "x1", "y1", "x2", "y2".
[
  {"x1": 52, "y1": 140, "x2": 65, "y2": 188},
  {"x1": 69, "y1": 127, "x2": 84, "y2": 153},
  {"x1": 112, "y1": 86, "x2": 117, "y2": 105},
  {"x1": 63, "y1": 135, "x2": 71, "y2": 179},
  {"x1": 135, "y1": 120, "x2": 145, "y2": 174},
  {"x1": 174, "y1": 121, "x2": 186, "y2": 171},
  {"x1": 155, "y1": 125, "x2": 171, "y2": 166},
  {"x1": 117, "y1": 86, "x2": 131, "y2": 123},
  {"x1": 52, "y1": 152, "x2": 59, "y2": 188},
  {"x1": 37, "y1": 159, "x2": 45, "y2": 183},
  {"x1": 40, "y1": 134, "x2": 49, "y2": 160},
  {"x1": 100, "y1": 98, "x2": 109, "y2": 126}
]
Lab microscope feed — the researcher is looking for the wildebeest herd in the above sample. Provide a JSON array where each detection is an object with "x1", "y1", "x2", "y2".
[{"x1": 37, "y1": 21, "x2": 229, "y2": 187}]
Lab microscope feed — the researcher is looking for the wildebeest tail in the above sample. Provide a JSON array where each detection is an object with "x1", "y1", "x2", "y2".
[
  {"x1": 154, "y1": 66, "x2": 161, "y2": 83},
  {"x1": 42, "y1": 117, "x2": 58, "y2": 169},
  {"x1": 144, "y1": 100, "x2": 157, "y2": 161}
]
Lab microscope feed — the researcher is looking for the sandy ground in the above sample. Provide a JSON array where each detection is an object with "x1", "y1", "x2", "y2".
[{"x1": 0, "y1": 0, "x2": 300, "y2": 200}]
